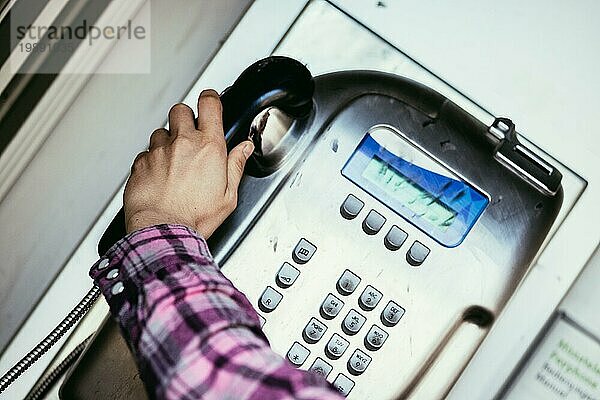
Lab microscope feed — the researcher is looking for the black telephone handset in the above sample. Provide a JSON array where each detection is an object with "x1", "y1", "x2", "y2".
[{"x1": 97, "y1": 56, "x2": 315, "y2": 255}]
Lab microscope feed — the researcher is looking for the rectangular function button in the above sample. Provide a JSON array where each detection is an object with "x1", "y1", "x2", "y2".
[
  {"x1": 381, "y1": 301, "x2": 405, "y2": 327},
  {"x1": 340, "y1": 194, "x2": 364, "y2": 220},
  {"x1": 320, "y1": 293, "x2": 344, "y2": 320},
  {"x1": 362, "y1": 209, "x2": 386, "y2": 235},
  {"x1": 309, "y1": 357, "x2": 333, "y2": 379},
  {"x1": 406, "y1": 241, "x2": 430, "y2": 266},
  {"x1": 325, "y1": 333, "x2": 349, "y2": 360},
  {"x1": 384, "y1": 225, "x2": 408, "y2": 251},
  {"x1": 276, "y1": 262, "x2": 300, "y2": 288},
  {"x1": 364, "y1": 324, "x2": 389, "y2": 351},
  {"x1": 359, "y1": 285, "x2": 383, "y2": 311},
  {"x1": 347, "y1": 349, "x2": 372, "y2": 376},
  {"x1": 342, "y1": 309, "x2": 366, "y2": 335},
  {"x1": 333, "y1": 374, "x2": 355, "y2": 397},
  {"x1": 258, "y1": 286, "x2": 283, "y2": 313},
  {"x1": 292, "y1": 238, "x2": 316, "y2": 264},
  {"x1": 337, "y1": 270, "x2": 361, "y2": 296},
  {"x1": 303, "y1": 317, "x2": 328, "y2": 344},
  {"x1": 287, "y1": 342, "x2": 310, "y2": 367}
]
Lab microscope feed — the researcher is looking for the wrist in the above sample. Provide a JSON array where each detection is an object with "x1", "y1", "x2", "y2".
[{"x1": 125, "y1": 210, "x2": 196, "y2": 234}]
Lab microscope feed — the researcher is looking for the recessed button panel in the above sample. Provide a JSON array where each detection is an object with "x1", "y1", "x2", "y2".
[
  {"x1": 333, "y1": 374, "x2": 355, "y2": 397},
  {"x1": 303, "y1": 317, "x2": 328, "y2": 344},
  {"x1": 362, "y1": 209, "x2": 386, "y2": 235},
  {"x1": 406, "y1": 241, "x2": 430, "y2": 266},
  {"x1": 358, "y1": 285, "x2": 383, "y2": 311},
  {"x1": 287, "y1": 342, "x2": 310, "y2": 367},
  {"x1": 292, "y1": 238, "x2": 317, "y2": 264},
  {"x1": 276, "y1": 262, "x2": 300, "y2": 288},
  {"x1": 364, "y1": 325, "x2": 389, "y2": 351},
  {"x1": 337, "y1": 270, "x2": 361, "y2": 296},
  {"x1": 309, "y1": 357, "x2": 333, "y2": 379},
  {"x1": 258, "y1": 286, "x2": 283, "y2": 313},
  {"x1": 347, "y1": 349, "x2": 372, "y2": 376},
  {"x1": 381, "y1": 301, "x2": 405, "y2": 327},
  {"x1": 384, "y1": 225, "x2": 408, "y2": 251},
  {"x1": 342, "y1": 309, "x2": 366, "y2": 335},
  {"x1": 325, "y1": 333, "x2": 350, "y2": 360},
  {"x1": 340, "y1": 194, "x2": 364, "y2": 220},
  {"x1": 320, "y1": 293, "x2": 344, "y2": 319}
]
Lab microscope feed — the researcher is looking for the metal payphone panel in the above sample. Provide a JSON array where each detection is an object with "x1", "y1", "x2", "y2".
[{"x1": 216, "y1": 73, "x2": 562, "y2": 399}]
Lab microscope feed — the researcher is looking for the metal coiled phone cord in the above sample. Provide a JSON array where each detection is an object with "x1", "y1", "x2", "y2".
[
  {"x1": 0, "y1": 285, "x2": 100, "y2": 394},
  {"x1": 24, "y1": 334, "x2": 93, "y2": 400}
]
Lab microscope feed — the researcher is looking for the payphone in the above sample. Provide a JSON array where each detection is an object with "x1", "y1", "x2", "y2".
[{"x1": 55, "y1": 56, "x2": 564, "y2": 399}]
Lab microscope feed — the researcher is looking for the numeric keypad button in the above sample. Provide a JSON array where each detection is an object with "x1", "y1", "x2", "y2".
[
  {"x1": 358, "y1": 285, "x2": 383, "y2": 311},
  {"x1": 381, "y1": 301, "x2": 405, "y2": 327},
  {"x1": 309, "y1": 357, "x2": 333, "y2": 379},
  {"x1": 276, "y1": 262, "x2": 300, "y2": 288},
  {"x1": 320, "y1": 293, "x2": 344, "y2": 319},
  {"x1": 336, "y1": 270, "x2": 361, "y2": 296},
  {"x1": 364, "y1": 325, "x2": 389, "y2": 351},
  {"x1": 333, "y1": 374, "x2": 355, "y2": 397},
  {"x1": 347, "y1": 349, "x2": 372, "y2": 376},
  {"x1": 258, "y1": 286, "x2": 283, "y2": 313},
  {"x1": 292, "y1": 238, "x2": 316, "y2": 264},
  {"x1": 325, "y1": 333, "x2": 349, "y2": 360},
  {"x1": 287, "y1": 342, "x2": 310, "y2": 367},
  {"x1": 303, "y1": 317, "x2": 327, "y2": 344},
  {"x1": 342, "y1": 309, "x2": 366, "y2": 335}
]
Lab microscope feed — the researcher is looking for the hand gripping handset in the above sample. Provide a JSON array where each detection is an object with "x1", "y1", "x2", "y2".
[
  {"x1": 0, "y1": 56, "x2": 314, "y2": 397},
  {"x1": 97, "y1": 56, "x2": 314, "y2": 255}
]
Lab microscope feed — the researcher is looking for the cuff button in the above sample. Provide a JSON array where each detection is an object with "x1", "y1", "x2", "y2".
[
  {"x1": 106, "y1": 269, "x2": 120, "y2": 280},
  {"x1": 97, "y1": 258, "x2": 110, "y2": 270},
  {"x1": 111, "y1": 281, "x2": 125, "y2": 295}
]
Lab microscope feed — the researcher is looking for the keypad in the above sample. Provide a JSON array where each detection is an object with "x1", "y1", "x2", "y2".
[
  {"x1": 309, "y1": 357, "x2": 333, "y2": 379},
  {"x1": 258, "y1": 286, "x2": 282, "y2": 313},
  {"x1": 384, "y1": 225, "x2": 407, "y2": 251},
  {"x1": 320, "y1": 293, "x2": 344, "y2": 319},
  {"x1": 340, "y1": 194, "x2": 364, "y2": 220},
  {"x1": 333, "y1": 374, "x2": 355, "y2": 397},
  {"x1": 276, "y1": 262, "x2": 300, "y2": 288},
  {"x1": 364, "y1": 325, "x2": 389, "y2": 351},
  {"x1": 362, "y1": 209, "x2": 386, "y2": 235},
  {"x1": 381, "y1": 301, "x2": 405, "y2": 327},
  {"x1": 406, "y1": 241, "x2": 430, "y2": 266},
  {"x1": 347, "y1": 349, "x2": 372, "y2": 376},
  {"x1": 287, "y1": 342, "x2": 310, "y2": 367},
  {"x1": 292, "y1": 238, "x2": 316, "y2": 264},
  {"x1": 342, "y1": 309, "x2": 366, "y2": 336},
  {"x1": 260, "y1": 237, "x2": 408, "y2": 395},
  {"x1": 358, "y1": 285, "x2": 383, "y2": 311},
  {"x1": 303, "y1": 317, "x2": 327, "y2": 344},
  {"x1": 337, "y1": 270, "x2": 361, "y2": 296},
  {"x1": 325, "y1": 333, "x2": 350, "y2": 360}
]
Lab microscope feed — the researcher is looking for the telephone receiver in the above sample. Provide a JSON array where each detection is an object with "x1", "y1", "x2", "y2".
[{"x1": 98, "y1": 56, "x2": 315, "y2": 256}]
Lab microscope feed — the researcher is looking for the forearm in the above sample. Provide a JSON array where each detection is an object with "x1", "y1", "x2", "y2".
[{"x1": 90, "y1": 224, "x2": 341, "y2": 400}]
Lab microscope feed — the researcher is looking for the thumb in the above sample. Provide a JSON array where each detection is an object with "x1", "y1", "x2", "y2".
[{"x1": 226, "y1": 140, "x2": 254, "y2": 197}]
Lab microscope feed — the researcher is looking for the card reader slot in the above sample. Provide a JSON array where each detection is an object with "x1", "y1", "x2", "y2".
[{"x1": 399, "y1": 306, "x2": 494, "y2": 399}]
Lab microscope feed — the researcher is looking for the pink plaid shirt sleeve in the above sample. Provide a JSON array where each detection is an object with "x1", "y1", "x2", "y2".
[{"x1": 89, "y1": 224, "x2": 344, "y2": 400}]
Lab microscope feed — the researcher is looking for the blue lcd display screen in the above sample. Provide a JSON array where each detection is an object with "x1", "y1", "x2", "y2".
[{"x1": 342, "y1": 130, "x2": 488, "y2": 247}]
